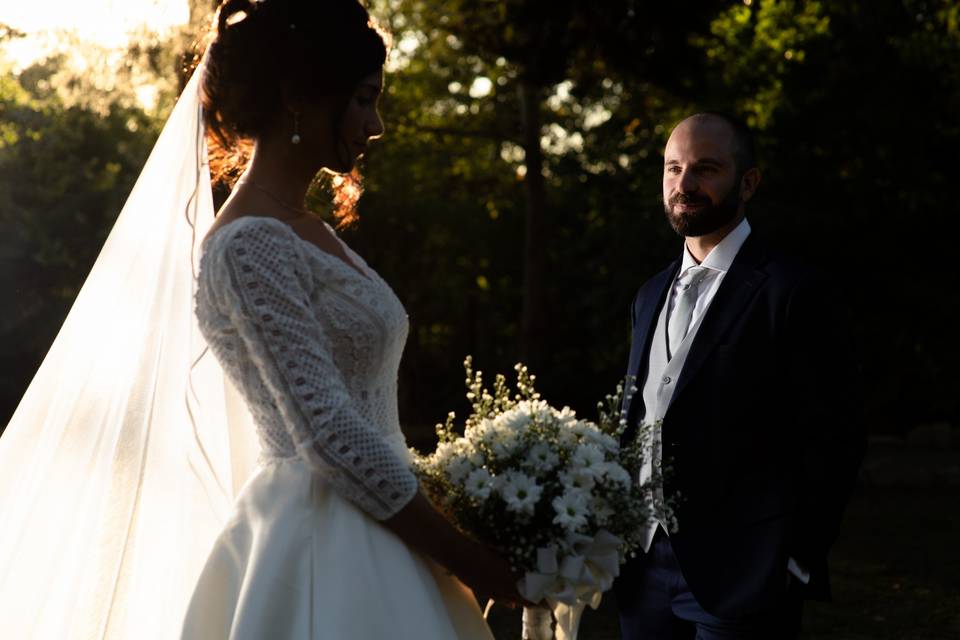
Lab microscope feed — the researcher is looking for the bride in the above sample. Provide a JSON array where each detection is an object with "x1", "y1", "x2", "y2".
[
  {"x1": 183, "y1": 0, "x2": 520, "y2": 637},
  {"x1": 0, "y1": 0, "x2": 519, "y2": 638}
]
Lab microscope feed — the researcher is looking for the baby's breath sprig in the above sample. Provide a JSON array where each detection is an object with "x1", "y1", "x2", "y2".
[
  {"x1": 463, "y1": 356, "x2": 526, "y2": 431},
  {"x1": 435, "y1": 411, "x2": 458, "y2": 443},
  {"x1": 596, "y1": 376, "x2": 637, "y2": 437},
  {"x1": 491, "y1": 373, "x2": 513, "y2": 415},
  {"x1": 514, "y1": 363, "x2": 540, "y2": 402}
]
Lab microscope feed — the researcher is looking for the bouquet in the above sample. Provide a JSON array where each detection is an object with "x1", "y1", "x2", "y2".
[{"x1": 413, "y1": 358, "x2": 673, "y2": 640}]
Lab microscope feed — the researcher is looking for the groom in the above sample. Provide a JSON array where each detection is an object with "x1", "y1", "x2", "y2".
[{"x1": 614, "y1": 113, "x2": 865, "y2": 639}]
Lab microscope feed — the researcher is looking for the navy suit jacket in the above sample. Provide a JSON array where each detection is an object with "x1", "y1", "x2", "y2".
[{"x1": 621, "y1": 233, "x2": 865, "y2": 617}]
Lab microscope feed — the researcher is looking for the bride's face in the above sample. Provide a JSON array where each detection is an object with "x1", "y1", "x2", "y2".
[
  {"x1": 339, "y1": 70, "x2": 385, "y2": 165},
  {"x1": 301, "y1": 70, "x2": 385, "y2": 174}
]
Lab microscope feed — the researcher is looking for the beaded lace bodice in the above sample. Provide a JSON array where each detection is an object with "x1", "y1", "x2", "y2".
[{"x1": 195, "y1": 216, "x2": 418, "y2": 520}]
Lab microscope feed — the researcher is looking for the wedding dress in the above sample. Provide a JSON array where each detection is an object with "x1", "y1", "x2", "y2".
[
  {"x1": 0, "y1": 60, "x2": 491, "y2": 638},
  {"x1": 182, "y1": 216, "x2": 493, "y2": 639}
]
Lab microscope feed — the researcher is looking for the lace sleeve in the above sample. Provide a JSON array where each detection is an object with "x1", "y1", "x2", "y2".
[{"x1": 216, "y1": 220, "x2": 418, "y2": 520}]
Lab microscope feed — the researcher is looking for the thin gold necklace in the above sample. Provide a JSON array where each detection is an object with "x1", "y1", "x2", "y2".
[{"x1": 237, "y1": 179, "x2": 312, "y2": 219}]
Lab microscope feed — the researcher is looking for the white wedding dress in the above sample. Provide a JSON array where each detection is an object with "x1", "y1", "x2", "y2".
[{"x1": 182, "y1": 216, "x2": 493, "y2": 639}]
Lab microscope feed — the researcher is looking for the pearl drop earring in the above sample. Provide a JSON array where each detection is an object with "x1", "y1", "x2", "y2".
[{"x1": 291, "y1": 112, "x2": 301, "y2": 145}]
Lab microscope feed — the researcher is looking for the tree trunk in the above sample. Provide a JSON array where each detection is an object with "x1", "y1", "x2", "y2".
[{"x1": 518, "y1": 80, "x2": 546, "y2": 369}]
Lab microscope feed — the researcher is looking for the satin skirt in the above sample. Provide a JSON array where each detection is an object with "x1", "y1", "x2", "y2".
[{"x1": 180, "y1": 458, "x2": 493, "y2": 639}]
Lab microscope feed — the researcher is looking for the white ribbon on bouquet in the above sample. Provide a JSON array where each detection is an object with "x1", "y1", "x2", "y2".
[{"x1": 517, "y1": 529, "x2": 623, "y2": 640}]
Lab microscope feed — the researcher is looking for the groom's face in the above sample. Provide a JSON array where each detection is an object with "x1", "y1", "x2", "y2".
[{"x1": 662, "y1": 118, "x2": 743, "y2": 237}]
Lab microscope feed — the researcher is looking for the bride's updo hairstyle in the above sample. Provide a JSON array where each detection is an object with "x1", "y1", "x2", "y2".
[{"x1": 201, "y1": 0, "x2": 388, "y2": 224}]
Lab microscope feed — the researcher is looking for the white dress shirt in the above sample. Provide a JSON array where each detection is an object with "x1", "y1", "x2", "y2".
[{"x1": 667, "y1": 216, "x2": 751, "y2": 337}]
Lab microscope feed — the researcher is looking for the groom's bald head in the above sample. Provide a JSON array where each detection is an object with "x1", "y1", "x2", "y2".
[{"x1": 671, "y1": 112, "x2": 757, "y2": 176}]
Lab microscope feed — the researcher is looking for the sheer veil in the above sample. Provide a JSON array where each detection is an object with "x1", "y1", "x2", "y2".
[{"x1": 0, "y1": 65, "x2": 259, "y2": 638}]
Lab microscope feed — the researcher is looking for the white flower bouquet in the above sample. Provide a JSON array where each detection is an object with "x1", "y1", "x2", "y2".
[{"x1": 413, "y1": 358, "x2": 671, "y2": 640}]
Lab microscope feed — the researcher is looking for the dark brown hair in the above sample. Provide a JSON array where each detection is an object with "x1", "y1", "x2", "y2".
[{"x1": 200, "y1": 0, "x2": 388, "y2": 226}]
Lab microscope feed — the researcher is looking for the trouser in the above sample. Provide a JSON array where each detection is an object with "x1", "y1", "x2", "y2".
[{"x1": 615, "y1": 526, "x2": 804, "y2": 640}]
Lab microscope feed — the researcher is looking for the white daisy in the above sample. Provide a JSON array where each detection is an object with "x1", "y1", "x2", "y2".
[
  {"x1": 590, "y1": 496, "x2": 616, "y2": 526},
  {"x1": 465, "y1": 418, "x2": 498, "y2": 447},
  {"x1": 559, "y1": 468, "x2": 596, "y2": 492},
  {"x1": 557, "y1": 425, "x2": 580, "y2": 448},
  {"x1": 600, "y1": 461, "x2": 632, "y2": 487},
  {"x1": 446, "y1": 455, "x2": 476, "y2": 484},
  {"x1": 492, "y1": 425, "x2": 522, "y2": 458},
  {"x1": 556, "y1": 407, "x2": 579, "y2": 429},
  {"x1": 525, "y1": 441, "x2": 560, "y2": 472},
  {"x1": 496, "y1": 406, "x2": 532, "y2": 432},
  {"x1": 530, "y1": 400, "x2": 556, "y2": 424},
  {"x1": 552, "y1": 489, "x2": 590, "y2": 532},
  {"x1": 498, "y1": 472, "x2": 543, "y2": 515},
  {"x1": 433, "y1": 441, "x2": 457, "y2": 466},
  {"x1": 464, "y1": 467, "x2": 494, "y2": 501},
  {"x1": 575, "y1": 421, "x2": 619, "y2": 453},
  {"x1": 571, "y1": 443, "x2": 606, "y2": 477}
]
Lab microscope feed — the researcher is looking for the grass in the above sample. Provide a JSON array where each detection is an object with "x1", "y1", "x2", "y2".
[{"x1": 485, "y1": 486, "x2": 960, "y2": 639}]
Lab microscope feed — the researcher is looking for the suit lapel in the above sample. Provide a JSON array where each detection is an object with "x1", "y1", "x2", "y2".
[
  {"x1": 624, "y1": 260, "x2": 679, "y2": 430},
  {"x1": 632, "y1": 262, "x2": 678, "y2": 367},
  {"x1": 671, "y1": 234, "x2": 769, "y2": 406}
]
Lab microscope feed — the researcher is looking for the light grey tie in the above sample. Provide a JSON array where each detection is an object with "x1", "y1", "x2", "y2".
[{"x1": 667, "y1": 266, "x2": 710, "y2": 359}]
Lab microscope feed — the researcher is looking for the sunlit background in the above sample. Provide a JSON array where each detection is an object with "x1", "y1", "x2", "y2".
[
  {"x1": 1, "y1": 0, "x2": 190, "y2": 111},
  {"x1": 0, "y1": 0, "x2": 188, "y2": 69}
]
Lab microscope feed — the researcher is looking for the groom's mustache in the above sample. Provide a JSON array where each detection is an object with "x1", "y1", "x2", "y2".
[{"x1": 669, "y1": 192, "x2": 713, "y2": 207}]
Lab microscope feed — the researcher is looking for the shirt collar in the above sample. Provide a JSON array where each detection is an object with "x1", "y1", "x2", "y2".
[{"x1": 679, "y1": 217, "x2": 752, "y2": 274}]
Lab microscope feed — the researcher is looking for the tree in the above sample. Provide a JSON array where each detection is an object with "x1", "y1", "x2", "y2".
[
  {"x1": 372, "y1": 0, "x2": 719, "y2": 369},
  {"x1": 692, "y1": 0, "x2": 960, "y2": 430},
  {"x1": 4, "y1": 1, "x2": 957, "y2": 438},
  {"x1": 0, "y1": 51, "x2": 160, "y2": 428}
]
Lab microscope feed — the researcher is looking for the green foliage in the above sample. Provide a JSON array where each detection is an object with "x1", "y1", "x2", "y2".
[
  {"x1": 695, "y1": 0, "x2": 831, "y2": 127},
  {"x1": 356, "y1": 0, "x2": 960, "y2": 435},
  {"x1": 713, "y1": 1, "x2": 960, "y2": 430},
  {"x1": 2, "y1": 0, "x2": 957, "y2": 439},
  {"x1": 0, "y1": 50, "x2": 160, "y2": 421}
]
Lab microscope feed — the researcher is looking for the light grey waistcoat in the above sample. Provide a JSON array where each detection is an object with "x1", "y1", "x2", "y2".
[{"x1": 636, "y1": 284, "x2": 713, "y2": 551}]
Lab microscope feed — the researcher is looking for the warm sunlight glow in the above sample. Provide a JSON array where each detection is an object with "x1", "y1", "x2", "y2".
[
  {"x1": 0, "y1": 0, "x2": 189, "y2": 69},
  {"x1": 468, "y1": 76, "x2": 493, "y2": 99}
]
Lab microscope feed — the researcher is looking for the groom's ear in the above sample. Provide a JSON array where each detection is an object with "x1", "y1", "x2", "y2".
[{"x1": 739, "y1": 167, "x2": 762, "y2": 203}]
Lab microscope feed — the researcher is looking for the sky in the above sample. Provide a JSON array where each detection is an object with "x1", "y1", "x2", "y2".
[{"x1": 0, "y1": 0, "x2": 189, "y2": 69}]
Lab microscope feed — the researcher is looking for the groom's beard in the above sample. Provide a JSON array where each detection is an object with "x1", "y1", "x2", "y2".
[{"x1": 664, "y1": 184, "x2": 741, "y2": 237}]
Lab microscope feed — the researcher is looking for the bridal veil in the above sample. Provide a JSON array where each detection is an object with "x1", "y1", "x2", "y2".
[{"x1": 0, "y1": 66, "x2": 259, "y2": 638}]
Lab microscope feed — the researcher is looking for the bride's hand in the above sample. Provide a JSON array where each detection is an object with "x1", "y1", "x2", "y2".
[
  {"x1": 382, "y1": 492, "x2": 528, "y2": 606},
  {"x1": 454, "y1": 541, "x2": 526, "y2": 606}
]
